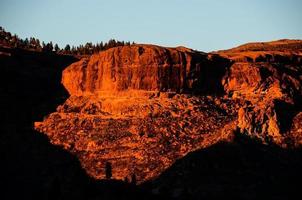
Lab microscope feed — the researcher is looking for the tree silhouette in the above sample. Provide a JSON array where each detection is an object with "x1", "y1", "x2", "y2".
[
  {"x1": 23, "y1": 38, "x2": 29, "y2": 48},
  {"x1": 0, "y1": 26, "x2": 135, "y2": 55},
  {"x1": 42, "y1": 42, "x2": 47, "y2": 52},
  {"x1": 54, "y1": 44, "x2": 60, "y2": 52},
  {"x1": 131, "y1": 173, "x2": 136, "y2": 185},
  {"x1": 35, "y1": 39, "x2": 41, "y2": 50},
  {"x1": 105, "y1": 162, "x2": 112, "y2": 179},
  {"x1": 47, "y1": 41, "x2": 53, "y2": 52},
  {"x1": 64, "y1": 44, "x2": 71, "y2": 54}
]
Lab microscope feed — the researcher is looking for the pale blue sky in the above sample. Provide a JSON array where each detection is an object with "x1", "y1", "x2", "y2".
[{"x1": 0, "y1": 0, "x2": 301, "y2": 52}]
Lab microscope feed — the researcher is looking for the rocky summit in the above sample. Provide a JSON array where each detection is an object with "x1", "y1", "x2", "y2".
[
  {"x1": 35, "y1": 40, "x2": 302, "y2": 183},
  {"x1": 61, "y1": 44, "x2": 229, "y2": 95}
]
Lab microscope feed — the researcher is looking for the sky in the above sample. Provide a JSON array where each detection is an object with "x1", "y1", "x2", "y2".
[{"x1": 0, "y1": 0, "x2": 301, "y2": 52}]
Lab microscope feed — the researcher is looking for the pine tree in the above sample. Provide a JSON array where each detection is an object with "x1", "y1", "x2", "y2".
[
  {"x1": 64, "y1": 44, "x2": 71, "y2": 53},
  {"x1": 23, "y1": 38, "x2": 29, "y2": 48},
  {"x1": 100, "y1": 41, "x2": 104, "y2": 50},
  {"x1": 48, "y1": 41, "x2": 53, "y2": 52},
  {"x1": 42, "y1": 41, "x2": 47, "y2": 52},
  {"x1": 54, "y1": 44, "x2": 60, "y2": 52},
  {"x1": 35, "y1": 39, "x2": 41, "y2": 50}
]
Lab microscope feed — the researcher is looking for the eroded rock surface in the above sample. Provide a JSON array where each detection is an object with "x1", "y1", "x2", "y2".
[
  {"x1": 62, "y1": 45, "x2": 230, "y2": 95},
  {"x1": 35, "y1": 40, "x2": 302, "y2": 183},
  {"x1": 35, "y1": 93, "x2": 237, "y2": 183},
  {"x1": 220, "y1": 40, "x2": 302, "y2": 144}
]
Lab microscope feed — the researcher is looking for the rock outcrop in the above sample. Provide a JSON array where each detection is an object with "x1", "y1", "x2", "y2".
[
  {"x1": 220, "y1": 40, "x2": 302, "y2": 145},
  {"x1": 35, "y1": 40, "x2": 302, "y2": 184},
  {"x1": 35, "y1": 94, "x2": 237, "y2": 183},
  {"x1": 217, "y1": 39, "x2": 302, "y2": 53},
  {"x1": 62, "y1": 45, "x2": 230, "y2": 95}
]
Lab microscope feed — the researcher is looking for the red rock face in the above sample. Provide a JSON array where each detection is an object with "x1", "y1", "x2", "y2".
[
  {"x1": 35, "y1": 94, "x2": 237, "y2": 183},
  {"x1": 35, "y1": 40, "x2": 302, "y2": 183},
  {"x1": 220, "y1": 40, "x2": 302, "y2": 144},
  {"x1": 62, "y1": 45, "x2": 229, "y2": 95}
]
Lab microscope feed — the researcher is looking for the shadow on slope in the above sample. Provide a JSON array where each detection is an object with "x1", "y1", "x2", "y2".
[
  {"x1": 0, "y1": 47, "x2": 159, "y2": 200},
  {"x1": 144, "y1": 133, "x2": 302, "y2": 200}
]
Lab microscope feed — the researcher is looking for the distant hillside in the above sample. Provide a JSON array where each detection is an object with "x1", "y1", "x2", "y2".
[{"x1": 217, "y1": 39, "x2": 302, "y2": 53}]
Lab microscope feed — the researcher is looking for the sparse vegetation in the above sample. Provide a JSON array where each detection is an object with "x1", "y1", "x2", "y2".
[{"x1": 0, "y1": 26, "x2": 134, "y2": 55}]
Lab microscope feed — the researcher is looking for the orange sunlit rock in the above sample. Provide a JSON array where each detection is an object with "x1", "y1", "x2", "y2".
[
  {"x1": 62, "y1": 44, "x2": 230, "y2": 96},
  {"x1": 35, "y1": 40, "x2": 302, "y2": 183}
]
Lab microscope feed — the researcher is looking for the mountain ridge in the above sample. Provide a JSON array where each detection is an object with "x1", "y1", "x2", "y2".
[{"x1": 216, "y1": 39, "x2": 302, "y2": 53}]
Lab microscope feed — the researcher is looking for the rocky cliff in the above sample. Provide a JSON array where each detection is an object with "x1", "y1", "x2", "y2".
[
  {"x1": 220, "y1": 39, "x2": 302, "y2": 145},
  {"x1": 1, "y1": 45, "x2": 163, "y2": 200},
  {"x1": 62, "y1": 45, "x2": 230, "y2": 95},
  {"x1": 35, "y1": 40, "x2": 302, "y2": 184}
]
